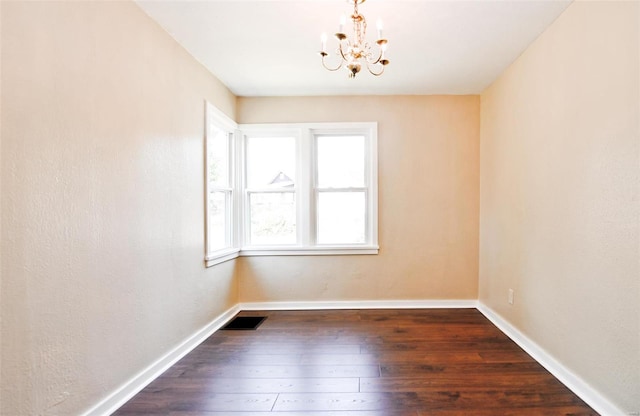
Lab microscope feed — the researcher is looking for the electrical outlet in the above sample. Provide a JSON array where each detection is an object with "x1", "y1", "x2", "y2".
[{"x1": 508, "y1": 289, "x2": 514, "y2": 305}]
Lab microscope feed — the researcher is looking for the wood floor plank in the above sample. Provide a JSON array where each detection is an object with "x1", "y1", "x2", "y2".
[
  {"x1": 171, "y1": 393, "x2": 277, "y2": 412},
  {"x1": 379, "y1": 361, "x2": 550, "y2": 377},
  {"x1": 115, "y1": 392, "x2": 277, "y2": 413},
  {"x1": 298, "y1": 353, "x2": 377, "y2": 365},
  {"x1": 360, "y1": 373, "x2": 561, "y2": 390},
  {"x1": 364, "y1": 351, "x2": 487, "y2": 364},
  {"x1": 417, "y1": 406, "x2": 598, "y2": 416},
  {"x1": 114, "y1": 309, "x2": 598, "y2": 415},
  {"x1": 183, "y1": 352, "x2": 303, "y2": 365},
  {"x1": 272, "y1": 392, "x2": 396, "y2": 411},
  {"x1": 183, "y1": 364, "x2": 381, "y2": 379},
  {"x1": 146, "y1": 376, "x2": 360, "y2": 393},
  {"x1": 170, "y1": 410, "x2": 419, "y2": 416},
  {"x1": 196, "y1": 344, "x2": 362, "y2": 355},
  {"x1": 360, "y1": 340, "x2": 522, "y2": 353}
]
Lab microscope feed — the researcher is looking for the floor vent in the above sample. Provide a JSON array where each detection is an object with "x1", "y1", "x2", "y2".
[{"x1": 221, "y1": 316, "x2": 267, "y2": 330}]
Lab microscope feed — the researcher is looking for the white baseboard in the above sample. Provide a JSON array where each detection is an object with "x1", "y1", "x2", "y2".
[
  {"x1": 238, "y1": 299, "x2": 478, "y2": 311},
  {"x1": 81, "y1": 299, "x2": 474, "y2": 415},
  {"x1": 84, "y1": 300, "x2": 625, "y2": 416},
  {"x1": 81, "y1": 304, "x2": 240, "y2": 416},
  {"x1": 477, "y1": 302, "x2": 626, "y2": 416}
]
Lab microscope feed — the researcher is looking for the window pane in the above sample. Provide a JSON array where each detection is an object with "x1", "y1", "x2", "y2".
[
  {"x1": 249, "y1": 192, "x2": 296, "y2": 245},
  {"x1": 208, "y1": 191, "x2": 228, "y2": 251},
  {"x1": 246, "y1": 136, "x2": 296, "y2": 188},
  {"x1": 317, "y1": 192, "x2": 365, "y2": 244},
  {"x1": 317, "y1": 135, "x2": 365, "y2": 188},
  {"x1": 208, "y1": 126, "x2": 229, "y2": 187}
]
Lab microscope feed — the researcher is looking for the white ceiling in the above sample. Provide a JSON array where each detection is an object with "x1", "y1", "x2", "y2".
[{"x1": 135, "y1": 0, "x2": 571, "y2": 97}]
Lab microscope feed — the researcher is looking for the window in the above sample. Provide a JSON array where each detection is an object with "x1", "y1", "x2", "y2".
[
  {"x1": 316, "y1": 134, "x2": 367, "y2": 245},
  {"x1": 240, "y1": 123, "x2": 378, "y2": 255},
  {"x1": 245, "y1": 135, "x2": 297, "y2": 245},
  {"x1": 204, "y1": 112, "x2": 378, "y2": 266},
  {"x1": 205, "y1": 103, "x2": 239, "y2": 266}
]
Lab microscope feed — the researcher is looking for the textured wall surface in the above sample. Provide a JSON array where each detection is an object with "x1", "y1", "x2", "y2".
[
  {"x1": 237, "y1": 96, "x2": 480, "y2": 302},
  {"x1": 1, "y1": 2, "x2": 238, "y2": 414},
  {"x1": 4, "y1": 0, "x2": 636, "y2": 414},
  {"x1": 479, "y1": 1, "x2": 639, "y2": 412}
]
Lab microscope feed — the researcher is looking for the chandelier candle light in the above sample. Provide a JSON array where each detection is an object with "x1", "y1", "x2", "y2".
[{"x1": 319, "y1": 0, "x2": 389, "y2": 78}]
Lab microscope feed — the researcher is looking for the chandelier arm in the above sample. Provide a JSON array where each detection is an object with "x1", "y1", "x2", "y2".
[
  {"x1": 366, "y1": 61, "x2": 386, "y2": 77},
  {"x1": 338, "y1": 41, "x2": 349, "y2": 62},
  {"x1": 320, "y1": 53, "x2": 343, "y2": 72}
]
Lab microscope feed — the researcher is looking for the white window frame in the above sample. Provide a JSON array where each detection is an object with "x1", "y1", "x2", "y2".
[
  {"x1": 204, "y1": 112, "x2": 379, "y2": 266},
  {"x1": 238, "y1": 122, "x2": 379, "y2": 256},
  {"x1": 204, "y1": 102, "x2": 240, "y2": 267}
]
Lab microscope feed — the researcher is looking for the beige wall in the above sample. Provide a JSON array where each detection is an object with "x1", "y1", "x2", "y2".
[
  {"x1": 0, "y1": 2, "x2": 238, "y2": 415},
  {"x1": 5, "y1": 0, "x2": 636, "y2": 413},
  {"x1": 479, "y1": 1, "x2": 639, "y2": 412},
  {"x1": 237, "y1": 96, "x2": 479, "y2": 302}
]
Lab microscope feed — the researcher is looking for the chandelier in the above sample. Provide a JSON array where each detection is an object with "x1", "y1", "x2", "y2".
[{"x1": 319, "y1": 0, "x2": 389, "y2": 78}]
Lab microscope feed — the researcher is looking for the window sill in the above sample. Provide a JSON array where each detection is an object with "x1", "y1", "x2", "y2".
[
  {"x1": 206, "y1": 245, "x2": 379, "y2": 267},
  {"x1": 240, "y1": 245, "x2": 379, "y2": 256},
  {"x1": 205, "y1": 248, "x2": 240, "y2": 267}
]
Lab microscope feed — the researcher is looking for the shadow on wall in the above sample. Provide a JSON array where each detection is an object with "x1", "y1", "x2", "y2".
[{"x1": 236, "y1": 255, "x2": 384, "y2": 303}]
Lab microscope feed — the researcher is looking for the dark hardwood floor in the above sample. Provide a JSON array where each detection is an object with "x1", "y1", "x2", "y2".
[{"x1": 114, "y1": 309, "x2": 598, "y2": 415}]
